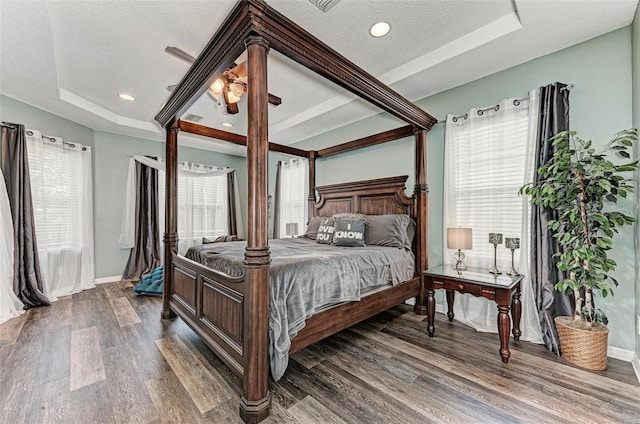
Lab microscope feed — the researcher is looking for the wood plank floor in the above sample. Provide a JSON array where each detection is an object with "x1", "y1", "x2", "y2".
[{"x1": 1, "y1": 281, "x2": 638, "y2": 424}]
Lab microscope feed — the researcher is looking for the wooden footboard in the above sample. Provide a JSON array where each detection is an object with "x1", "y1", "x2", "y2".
[{"x1": 170, "y1": 254, "x2": 246, "y2": 378}]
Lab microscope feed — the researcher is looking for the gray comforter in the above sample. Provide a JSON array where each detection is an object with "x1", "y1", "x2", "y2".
[{"x1": 185, "y1": 237, "x2": 414, "y2": 380}]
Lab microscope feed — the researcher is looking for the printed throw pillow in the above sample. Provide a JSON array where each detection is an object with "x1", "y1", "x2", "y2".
[
  {"x1": 315, "y1": 217, "x2": 335, "y2": 244},
  {"x1": 332, "y1": 218, "x2": 366, "y2": 247}
]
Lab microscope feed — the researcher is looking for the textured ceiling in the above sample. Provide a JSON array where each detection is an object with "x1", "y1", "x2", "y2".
[{"x1": 1, "y1": 0, "x2": 637, "y2": 155}]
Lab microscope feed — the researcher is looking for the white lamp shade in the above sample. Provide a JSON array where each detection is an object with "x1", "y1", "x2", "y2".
[{"x1": 447, "y1": 228, "x2": 472, "y2": 250}]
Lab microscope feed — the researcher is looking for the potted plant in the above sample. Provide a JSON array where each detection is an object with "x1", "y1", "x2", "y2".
[{"x1": 520, "y1": 129, "x2": 638, "y2": 370}]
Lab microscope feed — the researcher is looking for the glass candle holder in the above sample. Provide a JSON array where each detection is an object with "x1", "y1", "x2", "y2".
[
  {"x1": 488, "y1": 233, "x2": 502, "y2": 275},
  {"x1": 505, "y1": 237, "x2": 520, "y2": 276}
]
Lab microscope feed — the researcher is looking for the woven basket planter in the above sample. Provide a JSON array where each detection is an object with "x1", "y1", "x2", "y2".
[{"x1": 555, "y1": 316, "x2": 609, "y2": 370}]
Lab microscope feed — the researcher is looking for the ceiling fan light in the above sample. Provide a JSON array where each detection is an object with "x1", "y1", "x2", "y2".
[
  {"x1": 209, "y1": 79, "x2": 224, "y2": 100},
  {"x1": 226, "y1": 83, "x2": 244, "y2": 104}
]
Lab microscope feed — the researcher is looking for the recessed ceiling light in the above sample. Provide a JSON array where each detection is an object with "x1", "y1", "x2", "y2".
[
  {"x1": 369, "y1": 21, "x2": 391, "y2": 38},
  {"x1": 222, "y1": 122, "x2": 233, "y2": 128},
  {"x1": 118, "y1": 93, "x2": 135, "y2": 101}
]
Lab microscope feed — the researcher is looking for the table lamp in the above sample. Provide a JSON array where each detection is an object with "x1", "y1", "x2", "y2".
[{"x1": 447, "y1": 228, "x2": 472, "y2": 271}]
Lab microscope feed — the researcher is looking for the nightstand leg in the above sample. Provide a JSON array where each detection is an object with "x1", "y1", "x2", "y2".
[
  {"x1": 445, "y1": 289, "x2": 455, "y2": 321},
  {"x1": 497, "y1": 304, "x2": 511, "y2": 363},
  {"x1": 427, "y1": 289, "x2": 435, "y2": 337},
  {"x1": 511, "y1": 290, "x2": 522, "y2": 341}
]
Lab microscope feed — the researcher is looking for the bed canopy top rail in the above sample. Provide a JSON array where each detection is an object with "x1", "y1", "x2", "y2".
[
  {"x1": 154, "y1": 0, "x2": 437, "y2": 130},
  {"x1": 178, "y1": 120, "x2": 308, "y2": 158},
  {"x1": 316, "y1": 125, "x2": 416, "y2": 158},
  {"x1": 178, "y1": 119, "x2": 419, "y2": 160}
]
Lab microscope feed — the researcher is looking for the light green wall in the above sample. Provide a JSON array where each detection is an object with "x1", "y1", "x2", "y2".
[
  {"x1": 1, "y1": 95, "x2": 247, "y2": 279},
  {"x1": 1, "y1": 95, "x2": 94, "y2": 147},
  {"x1": 297, "y1": 27, "x2": 636, "y2": 352},
  {"x1": 632, "y1": 4, "x2": 640, "y2": 362}
]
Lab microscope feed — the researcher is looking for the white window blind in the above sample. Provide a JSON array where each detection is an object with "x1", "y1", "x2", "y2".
[
  {"x1": 278, "y1": 158, "x2": 308, "y2": 237},
  {"x1": 177, "y1": 164, "x2": 228, "y2": 253},
  {"x1": 445, "y1": 98, "x2": 532, "y2": 271},
  {"x1": 28, "y1": 139, "x2": 81, "y2": 249}
]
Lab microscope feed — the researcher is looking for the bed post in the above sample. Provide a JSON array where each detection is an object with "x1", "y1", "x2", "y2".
[
  {"x1": 414, "y1": 129, "x2": 428, "y2": 314},
  {"x1": 162, "y1": 124, "x2": 179, "y2": 319},
  {"x1": 240, "y1": 35, "x2": 271, "y2": 424},
  {"x1": 307, "y1": 150, "x2": 317, "y2": 218}
]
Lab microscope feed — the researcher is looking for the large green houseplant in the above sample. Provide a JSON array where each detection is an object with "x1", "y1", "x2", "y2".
[{"x1": 520, "y1": 129, "x2": 638, "y2": 369}]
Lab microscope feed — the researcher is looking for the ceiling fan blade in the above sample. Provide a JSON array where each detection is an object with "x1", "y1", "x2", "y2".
[
  {"x1": 230, "y1": 61, "x2": 247, "y2": 79},
  {"x1": 165, "y1": 46, "x2": 196, "y2": 64},
  {"x1": 223, "y1": 90, "x2": 239, "y2": 114},
  {"x1": 167, "y1": 84, "x2": 177, "y2": 92},
  {"x1": 226, "y1": 102, "x2": 239, "y2": 114},
  {"x1": 268, "y1": 93, "x2": 282, "y2": 106}
]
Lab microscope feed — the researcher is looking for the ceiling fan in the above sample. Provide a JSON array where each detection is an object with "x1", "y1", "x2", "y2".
[{"x1": 165, "y1": 46, "x2": 282, "y2": 115}]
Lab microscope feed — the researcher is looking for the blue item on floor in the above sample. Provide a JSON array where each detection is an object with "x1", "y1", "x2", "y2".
[{"x1": 134, "y1": 266, "x2": 164, "y2": 295}]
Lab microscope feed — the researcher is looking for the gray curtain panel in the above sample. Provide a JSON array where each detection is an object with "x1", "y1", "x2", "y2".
[
  {"x1": 0, "y1": 122, "x2": 50, "y2": 308},
  {"x1": 227, "y1": 171, "x2": 238, "y2": 236},
  {"x1": 530, "y1": 83, "x2": 573, "y2": 355},
  {"x1": 122, "y1": 160, "x2": 160, "y2": 281},
  {"x1": 272, "y1": 161, "x2": 282, "y2": 239}
]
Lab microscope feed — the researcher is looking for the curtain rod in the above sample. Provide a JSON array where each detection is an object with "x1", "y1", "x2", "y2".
[
  {"x1": 1, "y1": 123, "x2": 16, "y2": 129},
  {"x1": 435, "y1": 83, "x2": 575, "y2": 125}
]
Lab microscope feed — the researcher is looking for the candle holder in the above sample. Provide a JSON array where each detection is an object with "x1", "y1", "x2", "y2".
[
  {"x1": 505, "y1": 237, "x2": 520, "y2": 276},
  {"x1": 488, "y1": 233, "x2": 502, "y2": 275}
]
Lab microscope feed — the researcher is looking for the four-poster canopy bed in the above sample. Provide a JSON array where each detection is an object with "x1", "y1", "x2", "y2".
[{"x1": 154, "y1": 0, "x2": 437, "y2": 422}]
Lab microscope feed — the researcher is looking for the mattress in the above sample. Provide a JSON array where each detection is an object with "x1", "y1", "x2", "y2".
[{"x1": 185, "y1": 237, "x2": 414, "y2": 380}]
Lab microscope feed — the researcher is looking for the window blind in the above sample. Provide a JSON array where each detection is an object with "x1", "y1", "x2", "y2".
[
  {"x1": 28, "y1": 140, "x2": 82, "y2": 250},
  {"x1": 177, "y1": 172, "x2": 228, "y2": 242},
  {"x1": 278, "y1": 159, "x2": 308, "y2": 237}
]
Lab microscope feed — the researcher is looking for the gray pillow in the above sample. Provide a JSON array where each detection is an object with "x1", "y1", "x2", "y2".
[
  {"x1": 405, "y1": 217, "x2": 416, "y2": 250},
  {"x1": 332, "y1": 212, "x2": 365, "y2": 221},
  {"x1": 364, "y1": 214, "x2": 410, "y2": 249},
  {"x1": 303, "y1": 216, "x2": 323, "y2": 240},
  {"x1": 333, "y1": 219, "x2": 366, "y2": 247},
  {"x1": 315, "y1": 217, "x2": 335, "y2": 244},
  {"x1": 203, "y1": 235, "x2": 238, "y2": 244}
]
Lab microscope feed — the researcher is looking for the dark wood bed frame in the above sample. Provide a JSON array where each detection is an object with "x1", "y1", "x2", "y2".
[{"x1": 154, "y1": 1, "x2": 436, "y2": 422}]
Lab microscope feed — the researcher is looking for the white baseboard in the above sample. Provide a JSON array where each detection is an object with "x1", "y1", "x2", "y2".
[
  {"x1": 93, "y1": 275, "x2": 122, "y2": 285},
  {"x1": 632, "y1": 355, "x2": 640, "y2": 384},
  {"x1": 607, "y1": 346, "x2": 635, "y2": 362}
]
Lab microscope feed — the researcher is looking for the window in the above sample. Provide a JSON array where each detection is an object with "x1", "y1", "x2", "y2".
[
  {"x1": 177, "y1": 164, "x2": 228, "y2": 253},
  {"x1": 444, "y1": 98, "x2": 534, "y2": 270},
  {"x1": 277, "y1": 158, "x2": 308, "y2": 238}
]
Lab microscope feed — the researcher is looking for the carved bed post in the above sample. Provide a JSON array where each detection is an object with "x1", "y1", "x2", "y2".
[
  {"x1": 414, "y1": 129, "x2": 428, "y2": 314},
  {"x1": 240, "y1": 35, "x2": 271, "y2": 423},
  {"x1": 162, "y1": 124, "x2": 179, "y2": 319},
  {"x1": 307, "y1": 150, "x2": 317, "y2": 218}
]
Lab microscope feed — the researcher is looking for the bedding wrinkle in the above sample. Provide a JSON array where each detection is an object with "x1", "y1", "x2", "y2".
[{"x1": 185, "y1": 238, "x2": 413, "y2": 380}]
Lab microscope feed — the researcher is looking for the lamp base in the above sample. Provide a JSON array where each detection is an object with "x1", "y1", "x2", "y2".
[{"x1": 453, "y1": 249, "x2": 467, "y2": 271}]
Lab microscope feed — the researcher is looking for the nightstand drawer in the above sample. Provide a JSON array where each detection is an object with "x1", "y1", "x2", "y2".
[{"x1": 433, "y1": 279, "x2": 483, "y2": 296}]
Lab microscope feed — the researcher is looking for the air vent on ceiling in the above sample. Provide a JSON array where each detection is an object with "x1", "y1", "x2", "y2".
[
  {"x1": 308, "y1": 0, "x2": 341, "y2": 13},
  {"x1": 184, "y1": 114, "x2": 203, "y2": 123}
]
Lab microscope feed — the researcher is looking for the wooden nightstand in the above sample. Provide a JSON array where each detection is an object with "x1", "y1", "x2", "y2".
[{"x1": 422, "y1": 265, "x2": 522, "y2": 363}]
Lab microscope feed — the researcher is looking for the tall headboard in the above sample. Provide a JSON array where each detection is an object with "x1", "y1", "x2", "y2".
[{"x1": 312, "y1": 175, "x2": 414, "y2": 221}]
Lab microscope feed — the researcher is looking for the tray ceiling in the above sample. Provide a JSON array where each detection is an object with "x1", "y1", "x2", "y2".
[{"x1": 1, "y1": 0, "x2": 637, "y2": 155}]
